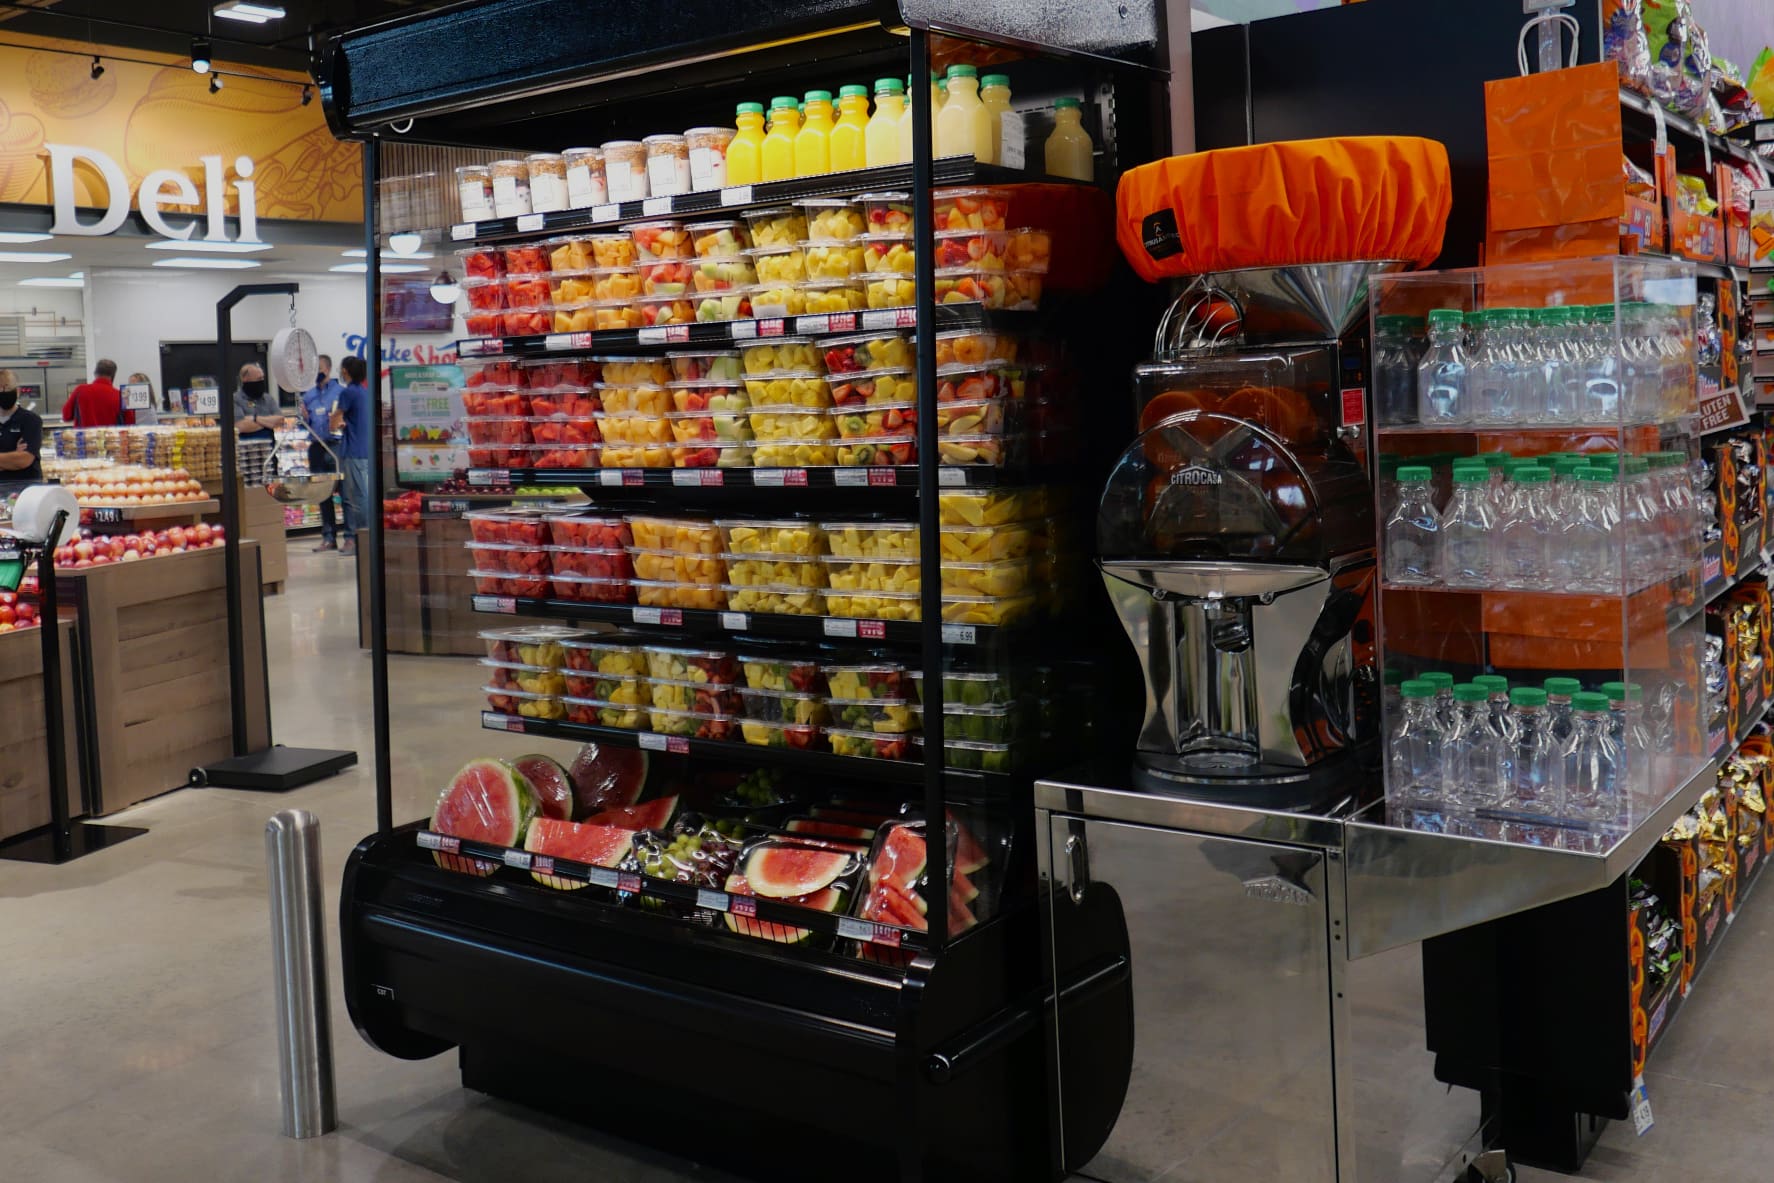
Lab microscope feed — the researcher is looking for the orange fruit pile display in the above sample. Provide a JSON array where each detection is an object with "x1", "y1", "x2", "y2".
[{"x1": 61, "y1": 465, "x2": 207, "y2": 506}]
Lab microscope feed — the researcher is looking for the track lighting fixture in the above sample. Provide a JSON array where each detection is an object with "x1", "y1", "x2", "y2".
[{"x1": 191, "y1": 38, "x2": 212, "y2": 74}]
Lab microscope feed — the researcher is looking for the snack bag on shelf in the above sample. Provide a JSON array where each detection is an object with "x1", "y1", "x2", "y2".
[{"x1": 1604, "y1": 0, "x2": 1653, "y2": 94}]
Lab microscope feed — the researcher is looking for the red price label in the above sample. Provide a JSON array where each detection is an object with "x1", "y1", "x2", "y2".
[
  {"x1": 858, "y1": 620, "x2": 886, "y2": 640},
  {"x1": 827, "y1": 312, "x2": 857, "y2": 332},
  {"x1": 665, "y1": 324, "x2": 691, "y2": 343},
  {"x1": 667, "y1": 736, "x2": 690, "y2": 754},
  {"x1": 660, "y1": 608, "x2": 683, "y2": 626},
  {"x1": 532, "y1": 855, "x2": 555, "y2": 876},
  {"x1": 617, "y1": 873, "x2": 643, "y2": 894},
  {"x1": 1340, "y1": 386, "x2": 1366, "y2": 428},
  {"x1": 867, "y1": 467, "x2": 897, "y2": 486},
  {"x1": 730, "y1": 896, "x2": 757, "y2": 917},
  {"x1": 758, "y1": 318, "x2": 785, "y2": 337}
]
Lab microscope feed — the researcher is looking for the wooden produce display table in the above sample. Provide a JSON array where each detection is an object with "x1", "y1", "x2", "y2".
[
  {"x1": 60, "y1": 542, "x2": 271, "y2": 814},
  {"x1": 0, "y1": 621, "x2": 80, "y2": 842},
  {"x1": 238, "y1": 482, "x2": 289, "y2": 593},
  {"x1": 358, "y1": 528, "x2": 427, "y2": 653}
]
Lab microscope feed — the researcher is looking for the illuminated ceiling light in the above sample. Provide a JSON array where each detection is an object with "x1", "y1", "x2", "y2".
[
  {"x1": 428, "y1": 271, "x2": 460, "y2": 304},
  {"x1": 191, "y1": 38, "x2": 212, "y2": 74},
  {"x1": 342, "y1": 248, "x2": 434, "y2": 260},
  {"x1": 0, "y1": 251, "x2": 72, "y2": 263},
  {"x1": 387, "y1": 230, "x2": 425, "y2": 256},
  {"x1": 151, "y1": 257, "x2": 262, "y2": 270},
  {"x1": 214, "y1": 2, "x2": 285, "y2": 22},
  {"x1": 144, "y1": 239, "x2": 273, "y2": 253},
  {"x1": 0, "y1": 232, "x2": 52, "y2": 244},
  {"x1": 329, "y1": 262, "x2": 428, "y2": 274},
  {"x1": 209, "y1": 74, "x2": 224, "y2": 94},
  {"x1": 18, "y1": 277, "x2": 84, "y2": 289}
]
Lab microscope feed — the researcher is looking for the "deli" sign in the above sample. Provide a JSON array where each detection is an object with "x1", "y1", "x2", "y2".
[{"x1": 44, "y1": 143, "x2": 263, "y2": 246}]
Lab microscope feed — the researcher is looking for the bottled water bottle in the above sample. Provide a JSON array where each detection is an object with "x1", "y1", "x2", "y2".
[
  {"x1": 1388, "y1": 679, "x2": 1446, "y2": 808},
  {"x1": 1581, "y1": 305, "x2": 1621, "y2": 422},
  {"x1": 1470, "y1": 310, "x2": 1518, "y2": 424},
  {"x1": 1506, "y1": 687, "x2": 1561, "y2": 815},
  {"x1": 1383, "y1": 465, "x2": 1440, "y2": 585},
  {"x1": 1495, "y1": 465, "x2": 1557, "y2": 590},
  {"x1": 1617, "y1": 303, "x2": 1652, "y2": 422},
  {"x1": 1421, "y1": 670, "x2": 1456, "y2": 730},
  {"x1": 1652, "y1": 451, "x2": 1697, "y2": 574},
  {"x1": 1372, "y1": 315, "x2": 1418, "y2": 425},
  {"x1": 1507, "y1": 309, "x2": 1543, "y2": 421},
  {"x1": 1417, "y1": 308, "x2": 1469, "y2": 424},
  {"x1": 1549, "y1": 456, "x2": 1590, "y2": 519},
  {"x1": 1602, "y1": 680, "x2": 1654, "y2": 801},
  {"x1": 1561, "y1": 468, "x2": 1621, "y2": 593},
  {"x1": 1439, "y1": 468, "x2": 1496, "y2": 588},
  {"x1": 1443, "y1": 682, "x2": 1505, "y2": 811},
  {"x1": 1540, "y1": 307, "x2": 1580, "y2": 423},
  {"x1": 1620, "y1": 457, "x2": 1664, "y2": 586},
  {"x1": 1562, "y1": 690, "x2": 1622, "y2": 822},
  {"x1": 1543, "y1": 676, "x2": 1582, "y2": 747},
  {"x1": 1473, "y1": 674, "x2": 1515, "y2": 741}
]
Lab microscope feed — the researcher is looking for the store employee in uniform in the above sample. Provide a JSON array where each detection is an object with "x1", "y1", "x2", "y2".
[
  {"x1": 0, "y1": 369, "x2": 44, "y2": 483},
  {"x1": 301, "y1": 355, "x2": 343, "y2": 551},
  {"x1": 234, "y1": 362, "x2": 285, "y2": 485}
]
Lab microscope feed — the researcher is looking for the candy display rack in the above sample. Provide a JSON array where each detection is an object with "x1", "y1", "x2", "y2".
[{"x1": 319, "y1": 1, "x2": 1164, "y2": 1179}]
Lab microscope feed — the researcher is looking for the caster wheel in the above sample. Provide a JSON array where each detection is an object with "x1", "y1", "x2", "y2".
[{"x1": 188, "y1": 768, "x2": 209, "y2": 787}]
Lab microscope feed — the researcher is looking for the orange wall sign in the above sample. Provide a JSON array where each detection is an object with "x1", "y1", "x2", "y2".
[{"x1": 0, "y1": 32, "x2": 361, "y2": 224}]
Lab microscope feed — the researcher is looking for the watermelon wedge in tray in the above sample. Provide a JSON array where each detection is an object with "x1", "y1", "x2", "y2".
[
  {"x1": 523, "y1": 818, "x2": 637, "y2": 890},
  {"x1": 429, "y1": 758, "x2": 540, "y2": 876},
  {"x1": 721, "y1": 837, "x2": 863, "y2": 945},
  {"x1": 586, "y1": 794, "x2": 679, "y2": 831},
  {"x1": 855, "y1": 817, "x2": 980, "y2": 937}
]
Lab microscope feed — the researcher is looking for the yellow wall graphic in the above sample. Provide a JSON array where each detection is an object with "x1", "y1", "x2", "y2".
[{"x1": 0, "y1": 32, "x2": 361, "y2": 223}]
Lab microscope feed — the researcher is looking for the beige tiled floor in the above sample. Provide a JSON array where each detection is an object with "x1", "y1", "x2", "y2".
[{"x1": 0, "y1": 546, "x2": 1759, "y2": 1181}]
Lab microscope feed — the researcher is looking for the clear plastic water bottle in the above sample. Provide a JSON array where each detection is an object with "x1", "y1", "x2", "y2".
[
  {"x1": 1620, "y1": 456, "x2": 1664, "y2": 587},
  {"x1": 1469, "y1": 310, "x2": 1517, "y2": 425},
  {"x1": 1495, "y1": 465, "x2": 1557, "y2": 590},
  {"x1": 1383, "y1": 464, "x2": 1440, "y2": 585},
  {"x1": 1562, "y1": 690, "x2": 1622, "y2": 822},
  {"x1": 1652, "y1": 450, "x2": 1697, "y2": 574},
  {"x1": 1383, "y1": 666, "x2": 1405, "y2": 722},
  {"x1": 1420, "y1": 670, "x2": 1456, "y2": 730},
  {"x1": 1581, "y1": 305, "x2": 1621, "y2": 423},
  {"x1": 1472, "y1": 673, "x2": 1515, "y2": 741},
  {"x1": 1540, "y1": 307, "x2": 1580, "y2": 423},
  {"x1": 1601, "y1": 680, "x2": 1654, "y2": 801},
  {"x1": 1443, "y1": 682, "x2": 1505, "y2": 811},
  {"x1": 1561, "y1": 468, "x2": 1621, "y2": 593},
  {"x1": 1543, "y1": 676, "x2": 1582, "y2": 746},
  {"x1": 1439, "y1": 467, "x2": 1496, "y2": 588},
  {"x1": 1372, "y1": 315, "x2": 1418, "y2": 426},
  {"x1": 1507, "y1": 309, "x2": 1544, "y2": 421},
  {"x1": 1549, "y1": 456, "x2": 1590, "y2": 519},
  {"x1": 1506, "y1": 686, "x2": 1561, "y2": 815},
  {"x1": 1388, "y1": 679, "x2": 1446, "y2": 808},
  {"x1": 1417, "y1": 308, "x2": 1469, "y2": 424}
]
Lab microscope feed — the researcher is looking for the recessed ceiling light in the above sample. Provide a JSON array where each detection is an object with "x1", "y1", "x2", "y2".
[
  {"x1": 387, "y1": 231, "x2": 425, "y2": 256},
  {"x1": 18, "y1": 277, "x2": 84, "y2": 289},
  {"x1": 151, "y1": 257, "x2": 262, "y2": 270},
  {"x1": 214, "y1": 2, "x2": 285, "y2": 22},
  {"x1": 428, "y1": 272, "x2": 460, "y2": 304},
  {"x1": 0, "y1": 232, "x2": 52, "y2": 244},
  {"x1": 341, "y1": 248, "x2": 435, "y2": 260},
  {"x1": 144, "y1": 239, "x2": 273, "y2": 253},
  {"x1": 0, "y1": 251, "x2": 72, "y2": 263},
  {"x1": 330, "y1": 262, "x2": 429, "y2": 274}
]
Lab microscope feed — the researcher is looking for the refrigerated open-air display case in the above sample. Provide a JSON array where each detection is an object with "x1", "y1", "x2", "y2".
[{"x1": 322, "y1": 1, "x2": 1165, "y2": 1178}]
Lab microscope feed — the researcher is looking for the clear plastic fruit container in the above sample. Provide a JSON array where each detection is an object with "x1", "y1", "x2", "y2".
[
  {"x1": 465, "y1": 506, "x2": 552, "y2": 546},
  {"x1": 686, "y1": 219, "x2": 750, "y2": 257},
  {"x1": 821, "y1": 332, "x2": 912, "y2": 375},
  {"x1": 751, "y1": 438, "x2": 838, "y2": 467},
  {"x1": 638, "y1": 258, "x2": 696, "y2": 297},
  {"x1": 824, "y1": 588, "x2": 920, "y2": 620},
  {"x1": 631, "y1": 577, "x2": 727, "y2": 610},
  {"x1": 739, "y1": 652, "x2": 825, "y2": 693},
  {"x1": 504, "y1": 272, "x2": 552, "y2": 308},
  {"x1": 724, "y1": 553, "x2": 826, "y2": 590},
  {"x1": 742, "y1": 205, "x2": 809, "y2": 248},
  {"x1": 940, "y1": 591, "x2": 1036, "y2": 625},
  {"x1": 687, "y1": 255, "x2": 755, "y2": 293},
  {"x1": 934, "y1": 268, "x2": 1012, "y2": 308},
  {"x1": 748, "y1": 244, "x2": 807, "y2": 285},
  {"x1": 562, "y1": 694, "x2": 646, "y2": 729},
  {"x1": 546, "y1": 546, "x2": 634, "y2": 581},
  {"x1": 465, "y1": 540, "x2": 550, "y2": 578},
  {"x1": 460, "y1": 385, "x2": 529, "y2": 418},
  {"x1": 742, "y1": 372, "x2": 831, "y2": 409},
  {"x1": 932, "y1": 186, "x2": 1010, "y2": 231},
  {"x1": 940, "y1": 557, "x2": 1033, "y2": 597},
  {"x1": 456, "y1": 245, "x2": 504, "y2": 280},
  {"x1": 667, "y1": 350, "x2": 744, "y2": 383},
  {"x1": 588, "y1": 300, "x2": 645, "y2": 330},
  {"x1": 748, "y1": 404, "x2": 838, "y2": 442},
  {"x1": 717, "y1": 518, "x2": 826, "y2": 557},
  {"x1": 827, "y1": 695, "x2": 921, "y2": 733},
  {"x1": 588, "y1": 232, "x2": 640, "y2": 267},
  {"x1": 739, "y1": 718, "x2": 823, "y2": 749},
  {"x1": 797, "y1": 278, "x2": 867, "y2": 314},
  {"x1": 724, "y1": 583, "x2": 826, "y2": 616},
  {"x1": 500, "y1": 307, "x2": 552, "y2": 337},
  {"x1": 936, "y1": 432, "x2": 1017, "y2": 467},
  {"x1": 550, "y1": 302, "x2": 601, "y2": 333},
  {"x1": 736, "y1": 685, "x2": 830, "y2": 725},
  {"x1": 596, "y1": 356, "x2": 673, "y2": 385},
  {"x1": 908, "y1": 669, "x2": 1015, "y2": 706},
  {"x1": 738, "y1": 337, "x2": 822, "y2": 376},
  {"x1": 627, "y1": 547, "x2": 727, "y2": 584},
  {"x1": 938, "y1": 521, "x2": 1035, "y2": 563},
  {"x1": 750, "y1": 282, "x2": 806, "y2": 319},
  {"x1": 546, "y1": 513, "x2": 632, "y2": 550},
  {"x1": 649, "y1": 676, "x2": 744, "y2": 716},
  {"x1": 597, "y1": 442, "x2": 672, "y2": 468},
  {"x1": 801, "y1": 239, "x2": 865, "y2": 279},
  {"x1": 939, "y1": 702, "x2": 1021, "y2": 743},
  {"x1": 1007, "y1": 270, "x2": 1042, "y2": 311},
  {"x1": 635, "y1": 293, "x2": 697, "y2": 326},
  {"x1": 825, "y1": 725, "x2": 918, "y2": 760},
  {"x1": 836, "y1": 435, "x2": 916, "y2": 466},
  {"x1": 626, "y1": 515, "x2": 724, "y2": 554},
  {"x1": 933, "y1": 228, "x2": 1011, "y2": 270},
  {"x1": 643, "y1": 645, "x2": 740, "y2": 685},
  {"x1": 591, "y1": 411, "x2": 670, "y2": 445},
  {"x1": 481, "y1": 658, "x2": 567, "y2": 697},
  {"x1": 562, "y1": 670, "x2": 649, "y2": 706},
  {"x1": 558, "y1": 636, "x2": 648, "y2": 675},
  {"x1": 547, "y1": 269, "x2": 598, "y2": 304},
  {"x1": 479, "y1": 625, "x2": 584, "y2": 666},
  {"x1": 527, "y1": 386, "x2": 599, "y2": 420},
  {"x1": 499, "y1": 242, "x2": 551, "y2": 274},
  {"x1": 935, "y1": 363, "x2": 1011, "y2": 403},
  {"x1": 858, "y1": 233, "x2": 914, "y2": 275},
  {"x1": 858, "y1": 272, "x2": 917, "y2": 310},
  {"x1": 1007, "y1": 228, "x2": 1053, "y2": 273},
  {"x1": 857, "y1": 191, "x2": 913, "y2": 233},
  {"x1": 823, "y1": 520, "x2": 918, "y2": 559},
  {"x1": 831, "y1": 402, "x2": 917, "y2": 441},
  {"x1": 942, "y1": 737, "x2": 1014, "y2": 772},
  {"x1": 936, "y1": 487, "x2": 1035, "y2": 528},
  {"x1": 462, "y1": 276, "x2": 506, "y2": 310},
  {"x1": 671, "y1": 441, "x2": 753, "y2": 469},
  {"x1": 822, "y1": 662, "x2": 912, "y2": 700},
  {"x1": 484, "y1": 684, "x2": 563, "y2": 719},
  {"x1": 796, "y1": 197, "x2": 865, "y2": 241},
  {"x1": 936, "y1": 398, "x2": 1010, "y2": 438},
  {"x1": 821, "y1": 555, "x2": 920, "y2": 594},
  {"x1": 594, "y1": 381, "x2": 671, "y2": 415},
  {"x1": 465, "y1": 443, "x2": 526, "y2": 468},
  {"x1": 665, "y1": 408, "x2": 753, "y2": 444},
  {"x1": 522, "y1": 439, "x2": 601, "y2": 469},
  {"x1": 469, "y1": 567, "x2": 549, "y2": 598},
  {"x1": 694, "y1": 290, "x2": 753, "y2": 323},
  {"x1": 549, "y1": 572, "x2": 636, "y2": 604},
  {"x1": 629, "y1": 219, "x2": 690, "y2": 261},
  {"x1": 463, "y1": 311, "x2": 503, "y2": 337},
  {"x1": 544, "y1": 233, "x2": 597, "y2": 272}
]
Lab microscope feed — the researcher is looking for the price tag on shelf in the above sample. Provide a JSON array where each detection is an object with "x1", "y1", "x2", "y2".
[
  {"x1": 729, "y1": 895, "x2": 757, "y2": 918},
  {"x1": 638, "y1": 326, "x2": 667, "y2": 344},
  {"x1": 598, "y1": 469, "x2": 642, "y2": 486},
  {"x1": 450, "y1": 223, "x2": 475, "y2": 241},
  {"x1": 664, "y1": 324, "x2": 690, "y2": 343},
  {"x1": 470, "y1": 595, "x2": 516, "y2": 614},
  {"x1": 857, "y1": 620, "x2": 886, "y2": 640},
  {"x1": 823, "y1": 618, "x2": 859, "y2": 638},
  {"x1": 417, "y1": 831, "x2": 447, "y2": 851},
  {"x1": 192, "y1": 388, "x2": 221, "y2": 415},
  {"x1": 937, "y1": 467, "x2": 966, "y2": 487},
  {"x1": 481, "y1": 711, "x2": 525, "y2": 733},
  {"x1": 826, "y1": 312, "x2": 857, "y2": 333},
  {"x1": 633, "y1": 607, "x2": 663, "y2": 626},
  {"x1": 752, "y1": 468, "x2": 807, "y2": 487},
  {"x1": 696, "y1": 888, "x2": 730, "y2": 912},
  {"x1": 530, "y1": 855, "x2": 555, "y2": 876},
  {"x1": 671, "y1": 470, "x2": 723, "y2": 487},
  {"x1": 861, "y1": 308, "x2": 917, "y2": 330},
  {"x1": 833, "y1": 469, "x2": 869, "y2": 487},
  {"x1": 642, "y1": 196, "x2": 673, "y2": 216},
  {"x1": 758, "y1": 318, "x2": 785, "y2": 337},
  {"x1": 941, "y1": 624, "x2": 978, "y2": 646},
  {"x1": 638, "y1": 732, "x2": 668, "y2": 751},
  {"x1": 795, "y1": 314, "x2": 831, "y2": 335},
  {"x1": 728, "y1": 319, "x2": 757, "y2": 341},
  {"x1": 516, "y1": 213, "x2": 545, "y2": 233},
  {"x1": 460, "y1": 338, "x2": 506, "y2": 358},
  {"x1": 591, "y1": 204, "x2": 619, "y2": 223},
  {"x1": 587, "y1": 866, "x2": 619, "y2": 888},
  {"x1": 467, "y1": 469, "x2": 510, "y2": 487},
  {"x1": 719, "y1": 612, "x2": 749, "y2": 631},
  {"x1": 122, "y1": 384, "x2": 153, "y2": 411},
  {"x1": 543, "y1": 332, "x2": 593, "y2": 351},
  {"x1": 1631, "y1": 1076, "x2": 1654, "y2": 1136},
  {"x1": 719, "y1": 185, "x2": 753, "y2": 207},
  {"x1": 89, "y1": 507, "x2": 123, "y2": 524},
  {"x1": 502, "y1": 849, "x2": 532, "y2": 870},
  {"x1": 617, "y1": 872, "x2": 643, "y2": 894},
  {"x1": 836, "y1": 916, "x2": 903, "y2": 946}
]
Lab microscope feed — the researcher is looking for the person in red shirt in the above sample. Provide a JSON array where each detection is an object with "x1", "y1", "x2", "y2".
[{"x1": 64, "y1": 359, "x2": 127, "y2": 428}]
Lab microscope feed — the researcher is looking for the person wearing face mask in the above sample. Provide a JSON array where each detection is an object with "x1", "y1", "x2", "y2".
[
  {"x1": 0, "y1": 369, "x2": 43, "y2": 484},
  {"x1": 234, "y1": 362, "x2": 285, "y2": 485},
  {"x1": 300, "y1": 355, "x2": 343, "y2": 551},
  {"x1": 329, "y1": 355, "x2": 372, "y2": 559}
]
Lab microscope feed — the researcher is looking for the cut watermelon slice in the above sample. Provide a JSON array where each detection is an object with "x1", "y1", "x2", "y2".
[
  {"x1": 742, "y1": 840, "x2": 856, "y2": 898},
  {"x1": 785, "y1": 817, "x2": 875, "y2": 840},
  {"x1": 570, "y1": 743, "x2": 649, "y2": 818},
  {"x1": 430, "y1": 758, "x2": 538, "y2": 876},
  {"x1": 949, "y1": 889, "x2": 978, "y2": 933},
  {"x1": 586, "y1": 794, "x2": 678, "y2": 831},
  {"x1": 870, "y1": 822, "x2": 927, "y2": 893},
  {"x1": 723, "y1": 872, "x2": 846, "y2": 944},
  {"x1": 524, "y1": 819, "x2": 636, "y2": 889},
  {"x1": 949, "y1": 811, "x2": 989, "y2": 874},
  {"x1": 952, "y1": 867, "x2": 979, "y2": 903},
  {"x1": 512, "y1": 754, "x2": 574, "y2": 822},
  {"x1": 761, "y1": 832, "x2": 871, "y2": 855},
  {"x1": 861, "y1": 881, "x2": 927, "y2": 930}
]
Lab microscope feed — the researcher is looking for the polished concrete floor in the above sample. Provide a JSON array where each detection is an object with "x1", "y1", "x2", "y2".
[{"x1": 0, "y1": 546, "x2": 1762, "y2": 1181}]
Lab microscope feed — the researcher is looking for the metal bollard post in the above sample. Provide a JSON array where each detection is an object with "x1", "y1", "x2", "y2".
[{"x1": 266, "y1": 810, "x2": 336, "y2": 1138}]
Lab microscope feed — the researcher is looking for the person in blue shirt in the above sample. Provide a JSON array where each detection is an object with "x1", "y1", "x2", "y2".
[
  {"x1": 300, "y1": 355, "x2": 344, "y2": 551},
  {"x1": 329, "y1": 355, "x2": 373, "y2": 558}
]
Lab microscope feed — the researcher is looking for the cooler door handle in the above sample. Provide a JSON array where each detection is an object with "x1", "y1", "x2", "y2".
[{"x1": 1064, "y1": 831, "x2": 1089, "y2": 904}]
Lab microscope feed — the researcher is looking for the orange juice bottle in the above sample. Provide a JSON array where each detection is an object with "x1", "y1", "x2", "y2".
[
  {"x1": 830, "y1": 85, "x2": 870, "y2": 172},
  {"x1": 980, "y1": 75, "x2": 1011, "y2": 164},
  {"x1": 726, "y1": 102, "x2": 767, "y2": 186},
  {"x1": 795, "y1": 90, "x2": 835, "y2": 177},
  {"x1": 865, "y1": 78, "x2": 906, "y2": 167},
  {"x1": 761, "y1": 96, "x2": 800, "y2": 183},
  {"x1": 1045, "y1": 96, "x2": 1094, "y2": 180}
]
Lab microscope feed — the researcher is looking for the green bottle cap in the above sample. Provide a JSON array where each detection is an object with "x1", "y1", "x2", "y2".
[
  {"x1": 1601, "y1": 680, "x2": 1643, "y2": 702},
  {"x1": 1427, "y1": 308, "x2": 1463, "y2": 327},
  {"x1": 1550, "y1": 456, "x2": 1590, "y2": 476},
  {"x1": 1452, "y1": 683, "x2": 1489, "y2": 703},
  {"x1": 982, "y1": 74, "x2": 1010, "y2": 87},
  {"x1": 736, "y1": 101, "x2": 765, "y2": 116},
  {"x1": 1514, "y1": 466, "x2": 1552, "y2": 483},
  {"x1": 839, "y1": 84, "x2": 869, "y2": 99},
  {"x1": 1571, "y1": 691, "x2": 1611, "y2": 711},
  {"x1": 771, "y1": 95, "x2": 798, "y2": 109},
  {"x1": 1473, "y1": 674, "x2": 1510, "y2": 694},
  {"x1": 1479, "y1": 451, "x2": 1510, "y2": 469},
  {"x1": 1384, "y1": 666, "x2": 1406, "y2": 687},
  {"x1": 1054, "y1": 96, "x2": 1082, "y2": 110},
  {"x1": 1452, "y1": 467, "x2": 1488, "y2": 483},
  {"x1": 875, "y1": 77, "x2": 905, "y2": 94},
  {"x1": 1509, "y1": 687, "x2": 1548, "y2": 707},
  {"x1": 1589, "y1": 453, "x2": 1621, "y2": 472},
  {"x1": 1543, "y1": 677, "x2": 1582, "y2": 696},
  {"x1": 1421, "y1": 671, "x2": 1456, "y2": 691},
  {"x1": 1396, "y1": 465, "x2": 1433, "y2": 481},
  {"x1": 1577, "y1": 467, "x2": 1615, "y2": 482},
  {"x1": 1400, "y1": 679, "x2": 1436, "y2": 699},
  {"x1": 804, "y1": 89, "x2": 832, "y2": 104},
  {"x1": 947, "y1": 64, "x2": 977, "y2": 79}
]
